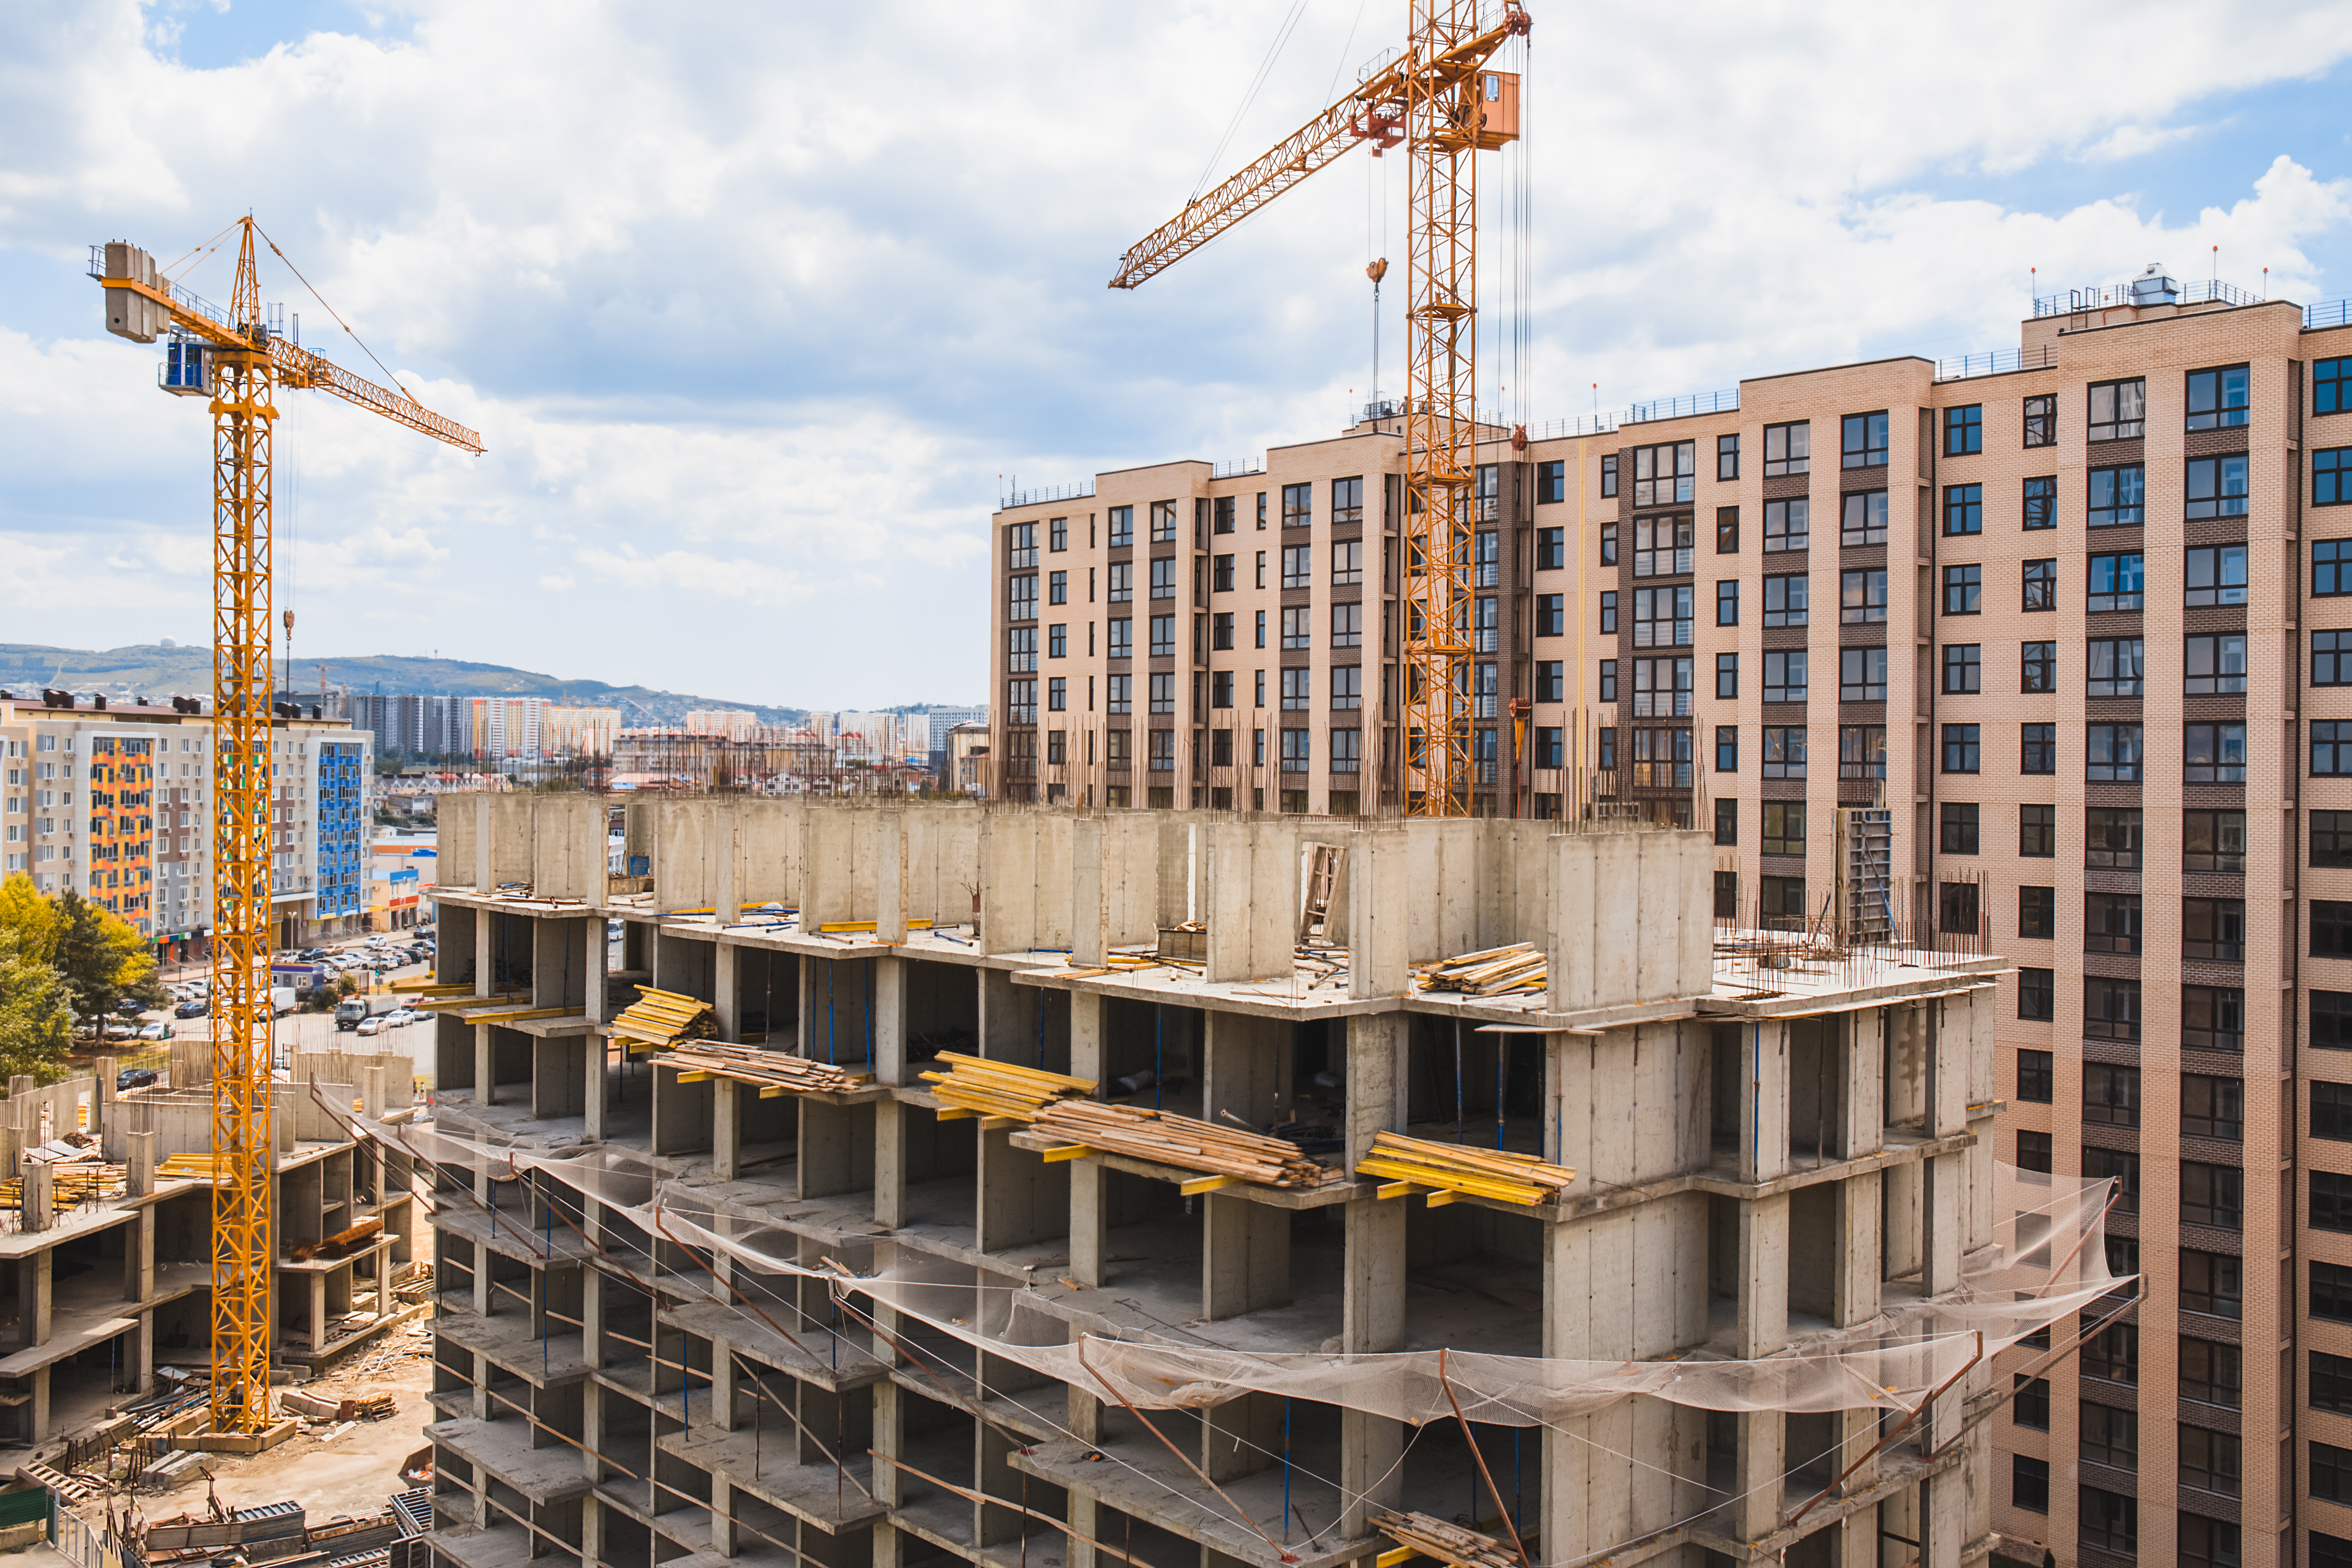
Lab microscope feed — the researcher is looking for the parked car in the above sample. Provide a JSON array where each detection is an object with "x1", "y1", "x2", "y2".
[
  {"x1": 136, "y1": 1021, "x2": 171, "y2": 1041},
  {"x1": 116, "y1": 1068, "x2": 158, "y2": 1091},
  {"x1": 101, "y1": 1020, "x2": 134, "y2": 1041},
  {"x1": 175, "y1": 999, "x2": 208, "y2": 1018},
  {"x1": 354, "y1": 1015, "x2": 388, "y2": 1037},
  {"x1": 387, "y1": 1008, "x2": 420, "y2": 1029}
]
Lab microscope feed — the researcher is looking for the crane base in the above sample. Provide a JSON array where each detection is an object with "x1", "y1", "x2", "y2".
[{"x1": 166, "y1": 1416, "x2": 300, "y2": 1454}]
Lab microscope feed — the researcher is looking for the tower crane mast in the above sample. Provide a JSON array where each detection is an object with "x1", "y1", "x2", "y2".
[
  {"x1": 1114, "y1": 1, "x2": 1529, "y2": 816},
  {"x1": 91, "y1": 219, "x2": 481, "y2": 1434}
]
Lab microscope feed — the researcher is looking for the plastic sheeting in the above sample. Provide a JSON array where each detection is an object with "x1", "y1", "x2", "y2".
[{"x1": 395, "y1": 1120, "x2": 2127, "y2": 1425}]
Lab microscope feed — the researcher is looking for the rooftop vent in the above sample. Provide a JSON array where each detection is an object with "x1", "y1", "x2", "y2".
[{"x1": 2130, "y1": 263, "x2": 2179, "y2": 306}]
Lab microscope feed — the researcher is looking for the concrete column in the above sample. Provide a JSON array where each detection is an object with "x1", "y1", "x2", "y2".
[
  {"x1": 977, "y1": 1129, "x2": 1067, "y2": 1254},
  {"x1": 16, "y1": 1249, "x2": 50, "y2": 1353},
  {"x1": 708, "y1": 1476, "x2": 738, "y2": 1557},
  {"x1": 1203, "y1": 1013, "x2": 1287, "y2": 1130},
  {"x1": 1737, "y1": 1019, "x2": 1790, "y2": 1184},
  {"x1": 125, "y1": 1130, "x2": 155, "y2": 1197},
  {"x1": 19, "y1": 1162, "x2": 50, "y2": 1235},
  {"x1": 1201, "y1": 1392, "x2": 1279, "y2": 1483},
  {"x1": 872, "y1": 956, "x2": 909, "y2": 1087},
  {"x1": 585, "y1": 1032, "x2": 607, "y2": 1142},
  {"x1": 1831, "y1": 1174, "x2": 1881, "y2": 1329},
  {"x1": 1343, "y1": 1014, "x2": 1407, "y2": 1168},
  {"x1": 873, "y1": 1099, "x2": 906, "y2": 1231},
  {"x1": 473, "y1": 911, "x2": 493, "y2": 998},
  {"x1": 1071, "y1": 1160, "x2": 1107, "y2": 1287},
  {"x1": 1920, "y1": 1152, "x2": 1963, "y2": 1300},
  {"x1": 876, "y1": 812, "x2": 907, "y2": 945},
  {"x1": 1840, "y1": 1011, "x2": 1883, "y2": 1159},
  {"x1": 1733, "y1": 1409, "x2": 1785, "y2": 1544},
  {"x1": 1918, "y1": 1465, "x2": 1965, "y2": 1568},
  {"x1": 977, "y1": 967, "x2": 1031, "y2": 1062},
  {"x1": 27, "y1": 1368, "x2": 49, "y2": 1445},
  {"x1": 585, "y1": 914, "x2": 612, "y2": 1026},
  {"x1": 871, "y1": 1376, "x2": 904, "y2": 1507},
  {"x1": 800, "y1": 1098, "x2": 869, "y2": 1200},
  {"x1": 713, "y1": 941, "x2": 740, "y2": 1039},
  {"x1": 713, "y1": 1079, "x2": 741, "y2": 1182},
  {"x1": 1202, "y1": 1193, "x2": 1288, "y2": 1320},
  {"x1": 473, "y1": 1022, "x2": 494, "y2": 1107},
  {"x1": 1737, "y1": 1192, "x2": 1790, "y2": 1359},
  {"x1": 1069, "y1": 991, "x2": 1105, "y2": 1084}
]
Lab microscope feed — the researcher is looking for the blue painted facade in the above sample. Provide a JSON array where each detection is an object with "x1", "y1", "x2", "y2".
[{"x1": 315, "y1": 741, "x2": 367, "y2": 919}]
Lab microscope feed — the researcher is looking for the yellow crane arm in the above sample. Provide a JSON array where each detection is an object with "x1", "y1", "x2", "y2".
[
  {"x1": 93, "y1": 257, "x2": 483, "y2": 453},
  {"x1": 1109, "y1": 5, "x2": 1528, "y2": 291}
]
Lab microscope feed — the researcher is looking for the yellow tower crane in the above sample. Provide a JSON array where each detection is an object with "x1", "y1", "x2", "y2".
[
  {"x1": 1112, "y1": 2, "x2": 1530, "y2": 816},
  {"x1": 91, "y1": 219, "x2": 483, "y2": 1433}
]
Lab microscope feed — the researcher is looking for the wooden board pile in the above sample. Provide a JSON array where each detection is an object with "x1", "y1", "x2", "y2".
[
  {"x1": 664, "y1": 1040, "x2": 866, "y2": 1095},
  {"x1": 920, "y1": 1051, "x2": 1093, "y2": 1122},
  {"x1": 1415, "y1": 942, "x2": 1546, "y2": 997},
  {"x1": 413, "y1": 990, "x2": 528, "y2": 1013},
  {"x1": 1354, "y1": 1131, "x2": 1576, "y2": 1208},
  {"x1": 611, "y1": 986, "x2": 720, "y2": 1051},
  {"x1": 0, "y1": 1138, "x2": 124, "y2": 1209},
  {"x1": 1029, "y1": 1101, "x2": 1335, "y2": 1188},
  {"x1": 1369, "y1": 1509, "x2": 1522, "y2": 1568},
  {"x1": 157, "y1": 1152, "x2": 230, "y2": 1183}
]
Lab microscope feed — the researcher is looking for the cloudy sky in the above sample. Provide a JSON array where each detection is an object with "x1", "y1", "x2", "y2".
[{"x1": 3, "y1": 0, "x2": 2350, "y2": 709}]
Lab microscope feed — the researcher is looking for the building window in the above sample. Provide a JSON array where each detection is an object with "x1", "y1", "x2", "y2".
[
  {"x1": 1942, "y1": 643, "x2": 1981, "y2": 694},
  {"x1": 1536, "y1": 527, "x2": 1564, "y2": 569},
  {"x1": 2183, "y1": 632, "x2": 2247, "y2": 695},
  {"x1": 2085, "y1": 1318, "x2": 2138, "y2": 1382},
  {"x1": 1761, "y1": 726, "x2": 1806, "y2": 779},
  {"x1": 1598, "y1": 592, "x2": 1617, "y2": 634},
  {"x1": 1048, "y1": 570, "x2": 1068, "y2": 606},
  {"x1": 1600, "y1": 523, "x2": 1618, "y2": 565},
  {"x1": 2321, "y1": 447, "x2": 2352, "y2": 508},
  {"x1": 2018, "y1": 804, "x2": 2056, "y2": 858},
  {"x1": 2081, "y1": 1401, "x2": 2138, "y2": 1470},
  {"x1": 2184, "y1": 723, "x2": 2245, "y2": 784},
  {"x1": 1717, "y1": 580, "x2": 1739, "y2": 626},
  {"x1": 2015, "y1": 1376, "x2": 2051, "y2": 1430},
  {"x1": 1942, "y1": 563, "x2": 1979, "y2": 615},
  {"x1": 2186, "y1": 453, "x2": 2249, "y2": 519},
  {"x1": 2184, "y1": 810, "x2": 2246, "y2": 872},
  {"x1": 2318, "y1": 812, "x2": 2352, "y2": 867},
  {"x1": 2088, "y1": 464, "x2": 2145, "y2": 527},
  {"x1": 1716, "y1": 652, "x2": 1739, "y2": 700},
  {"x1": 1939, "y1": 880, "x2": 1978, "y2": 934},
  {"x1": 1108, "y1": 561, "x2": 1133, "y2": 602},
  {"x1": 2089, "y1": 377, "x2": 2146, "y2": 441},
  {"x1": 1763, "y1": 421, "x2": 1809, "y2": 477},
  {"x1": 1761, "y1": 801, "x2": 1804, "y2": 856},
  {"x1": 1631, "y1": 441, "x2": 1695, "y2": 507},
  {"x1": 1941, "y1": 800, "x2": 1978, "y2": 853},
  {"x1": 2022, "y1": 392, "x2": 2056, "y2": 447},
  {"x1": 1106, "y1": 674, "x2": 1131, "y2": 714},
  {"x1": 1008, "y1": 573, "x2": 1038, "y2": 622},
  {"x1": 2184, "y1": 986, "x2": 2244, "y2": 1052},
  {"x1": 1943, "y1": 482, "x2": 1982, "y2": 535},
  {"x1": 1330, "y1": 665, "x2": 1362, "y2": 710},
  {"x1": 1631, "y1": 657, "x2": 1692, "y2": 717},
  {"x1": 2181, "y1": 1073, "x2": 2245, "y2": 1140},
  {"x1": 1838, "y1": 724, "x2": 1886, "y2": 780},
  {"x1": 2013, "y1": 888, "x2": 2051, "y2": 940},
  {"x1": 1716, "y1": 506, "x2": 1739, "y2": 553},
  {"x1": 1007, "y1": 625, "x2": 1038, "y2": 672},
  {"x1": 1942, "y1": 723, "x2": 1979, "y2": 773},
  {"x1": 2318, "y1": 629, "x2": 2352, "y2": 686},
  {"x1": 1844, "y1": 568, "x2": 1890, "y2": 622},
  {"x1": 1148, "y1": 614, "x2": 1176, "y2": 658},
  {"x1": 2179, "y1": 544, "x2": 2249, "y2": 612},
  {"x1": 2181, "y1": 1339, "x2": 2240, "y2": 1407},
  {"x1": 1712, "y1": 869, "x2": 1738, "y2": 917},
  {"x1": 1281, "y1": 484, "x2": 1310, "y2": 528},
  {"x1": 1760, "y1": 875, "x2": 1808, "y2": 929},
  {"x1": 2016, "y1": 1130, "x2": 2052, "y2": 1173},
  {"x1": 1210, "y1": 671, "x2": 1234, "y2": 708},
  {"x1": 1150, "y1": 673, "x2": 1177, "y2": 715},
  {"x1": 2087, "y1": 976, "x2": 2141, "y2": 1040},
  {"x1": 1535, "y1": 593, "x2": 1564, "y2": 637},
  {"x1": 1944, "y1": 404, "x2": 1982, "y2": 456},
  {"x1": 1841, "y1": 410, "x2": 1889, "y2": 467},
  {"x1": 2021, "y1": 474, "x2": 2056, "y2": 530},
  {"x1": 2086, "y1": 637, "x2": 2144, "y2": 697},
  {"x1": 2318, "y1": 1261, "x2": 2352, "y2": 1320},
  {"x1": 2178, "y1": 1514, "x2": 2239, "y2": 1568},
  {"x1": 2323, "y1": 355, "x2": 2352, "y2": 414},
  {"x1": 1599, "y1": 454, "x2": 1617, "y2": 498},
  {"x1": 2021, "y1": 641, "x2": 2056, "y2": 694},
  {"x1": 2319, "y1": 902, "x2": 2352, "y2": 958},
  {"x1": 1534, "y1": 726, "x2": 1562, "y2": 768},
  {"x1": 2088, "y1": 723, "x2": 2143, "y2": 781},
  {"x1": 1762, "y1": 650, "x2": 1806, "y2": 704},
  {"x1": 1629, "y1": 726, "x2": 1691, "y2": 787},
  {"x1": 1632, "y1": 586, "x2": 1692, "y2": 647},
  {"x1": 1278, "y1": 608, "x2": 1310, "y2": 651},
  {"x1": 2320, "y1": 540, "x2": 2352, "y2": 598},
  {"x1": 2322, "y1": 1351, "x2": 2352, "y2": 1413},
  {"x1": 1841, "y1": 646, "x2": 1886, "y2": 702},
  {"x1": 1715, "y1": 434, "x2": 1740, "y2": 481},
  {"x1": 1330, "y1": 603, "x2": 1362, "y2": 649},
  {"x1": 1632, "y1": 515, "x2": 1694, "y2": 577},
  {"x1": 1839, "y1": 490, "x2": 1887, "y2": 545},
  {"x1": 1279, "y1": 544, "x2": 1310, "y2": 590},
  {"x1": 1595, "y1": 728, "x2": 1614, "y2": 770},
  {"x1": 2086, "y1": 891, "x2": 2141, "y2": 955},
  {"x1": 1278, "y1": 729, "x2": 1309, "y2": 773},
  {"x1": 1331, "y1": 539, "x2": 1363, "y2": 586},
  {"x1": 2181, "y1": 1161, "x2": 2243, "y2": 1228},
  {"x1": 1762, "y1": 497, "x2": 1808, "y2": 552},
  {"x1": 1762, "y1": 575, "x2": 1806, "y2": 627},
  {"x1": 1536, "y1": 462, "x2": 1565, "y2": 505},
  {"x1": 2318, "y1": 722, "x2": 2352, "y2": 777},
  {"x1": 2317, "y1": 1441, "x2": 2352, "y2": 1504},
  {"x1": 2185, "y1": 363, "x2": 2250, "y2": 430},
  {"x1": 2019, "y1": 1044, "x2": 2055, "y2": 1093},
  {"x1": 1714, "y1": 799, "x2": 1738, "y2": 846},
  {"x1": 2316, "y1": 1174, "x2": 2352, "y2": 1234},
  {"x1": 1715, "y1": 725, "x2": 1738, "y2": 774},
  {"x1": 1330, "y1": 475, "x2": 1363, "y2": 526},
  {"x1": 2181, "y1": 1250, "x2": 2241, "y2": 1319},
  {"x1": 1047, "y1": 677, "x2": 1067, "y2": 712}
]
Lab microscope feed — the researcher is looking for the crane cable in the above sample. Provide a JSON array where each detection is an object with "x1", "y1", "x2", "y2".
[
  {"x1": 250, "y1": 221, "x2": 419, "y2": 405},
  {"x1": 1190, "y1": 0, "x2": 1314, "y2": 205}
]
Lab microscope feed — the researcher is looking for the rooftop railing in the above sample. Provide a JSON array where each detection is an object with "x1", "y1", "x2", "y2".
[
  {"x1": 2033, "y1": 276, "x2": 2261, "y2": 317},
  {"x1": 1212, "y1": 456, "x2": 1264, "y2": 478},
  {"x1": 1627, "y1": 388, "x2": 1740, "y2": 423},
  {"x1": 2310, "y1": 297, "x2": 2352, "y2": 330},
  {"x1": 1934, "y1": 343, "x2": 2058, "y2": 381},
  {"x1": 999, "y1": 479, "x2": 1095, "y2": 509}
]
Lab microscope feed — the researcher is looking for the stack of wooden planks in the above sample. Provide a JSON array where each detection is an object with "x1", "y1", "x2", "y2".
[
  {"x1": 1416, "y1": 942, "x2": 1547, "y2": 997},
  {"x1": 1354, "y1": 1131, "x2": 1576, "y2": 1208},
  {"x1": 1369, "y1": 1509, "x2": 1522, "y2": 1568},
  {"x1": 290, "y1": 1216, "x2": 384, "y2": 1262},
  {"x1": 920, "y1": 1051, "x2": 1093, "y2": 1122},
  {"x1": 158, "y1": 1152, "x2": 230, "y2": 1183},
  {"x1": 663, "y1": 1040, "x2": 866, "y2": 1095},
  {"x1": 610, "y1": 986, "x2": 719, "y2": 1051},
  {"x1": 1029, "y1": 1101, "x2": 1335, "y2": 1188},
  {"x1": 0, "y1": 1162, "x2": 125, "y2": 1210},
  {"x1": 413, "y1": 990, "x2": 528, "y2": 1013}
]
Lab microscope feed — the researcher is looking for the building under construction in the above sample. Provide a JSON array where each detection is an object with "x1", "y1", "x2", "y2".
[{"x1": 410, "y1": 792, "x2": 2124, "y2": 1568}]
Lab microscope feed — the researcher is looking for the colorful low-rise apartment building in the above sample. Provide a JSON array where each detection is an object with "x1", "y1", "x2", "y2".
[{"x1": 989, "y1": 267, "x2": 2352, "y2": 1568}]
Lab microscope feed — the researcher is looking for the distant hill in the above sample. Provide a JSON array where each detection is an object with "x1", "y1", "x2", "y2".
[{"x1": 0, "y1": 643, "x2": 829, "y2": 727}]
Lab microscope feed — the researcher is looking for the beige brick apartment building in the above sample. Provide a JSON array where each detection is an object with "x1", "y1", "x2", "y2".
[{"x1": 990, "y1": 271, "x2": 2352, "y2": 1568}]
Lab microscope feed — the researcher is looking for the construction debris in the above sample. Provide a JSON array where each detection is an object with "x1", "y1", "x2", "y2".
[
  {"x1": 1354, "y1": 1131, "x2": 1576, "y2": 1207},
  {"x1": 288, "y1": 1216, "x2": 383, "y2": 1262},
  {"x1": 1027, "y1": 1101, "x2": 1336, "y2": 1188},
  {"x1": 1415, "y1": 941, "x2": 1547, "y2": 996},
  {"x1": 1370, "y1": 1508, "x2": 1523, "y2": 1568},
  {"x1": 610, "y1": 986, "x2": 720, "y2": 1051},
  {"x1": 662, "y1": 1040, "x2": 867, "y2": 1095},
  {"x1": 920, "y1": 1051, "x2": 1093, "y2": 1122}
]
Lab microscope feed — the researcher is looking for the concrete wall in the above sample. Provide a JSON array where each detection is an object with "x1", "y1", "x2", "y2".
[
  {"x1": 528, "y1": 794, "x2": 608, "y2": 902},
  {"x1": 1549, "y1": 829, "x2": 1715, "y2": 1013}
]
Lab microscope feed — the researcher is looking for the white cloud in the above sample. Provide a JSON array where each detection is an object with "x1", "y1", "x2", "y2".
[{"x1": 0, "y1": 0, "x2": 2348, "y2": 704}]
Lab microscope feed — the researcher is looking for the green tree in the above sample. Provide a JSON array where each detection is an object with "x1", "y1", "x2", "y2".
[
  {"x1": 52, "y1": 891, "x2": 162, "y2": 1022},
  {"x1": 0, "y1": 929, "x2": 72, "y2": 1082},
  {"x1": 0, "y1": 875, "x2": 58, "y2": 966}
]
